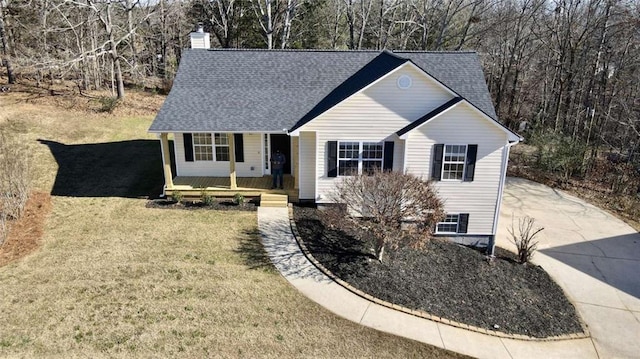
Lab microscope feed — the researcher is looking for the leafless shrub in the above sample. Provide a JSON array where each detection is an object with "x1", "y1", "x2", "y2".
[
  {"x1": 322, "y1": 171, "x2": 444, "y2": 263},
  {"x1": 508, "y1": 215, "x2": 544, "y2": 264},
  {"x1": 0, "y1": 130, "x2": 31, "y2": 245},
  {"x1": 0, "y1": 211, "x2": 7, "y2": 245}
]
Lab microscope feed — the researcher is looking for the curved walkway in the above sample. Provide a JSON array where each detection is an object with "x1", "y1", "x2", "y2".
[{"x1": 257, "y1": 177, "x2": 640, "y2": 359}]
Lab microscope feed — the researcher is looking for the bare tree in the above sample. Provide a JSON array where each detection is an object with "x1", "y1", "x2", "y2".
[
  {"x1": 0, "y1": 130, "x2": 31, "y2": 245},
  {"x1": 280, "y1": 0, "x2": 298, "y2": 48},
  {"x1": 322, "y1": 171, "x2": 444, "y2": 262},
  {"x1": 507, "y1": 215, "x2": 544, "y2": 264},
  {"x1": 0, "y1": 0, "x2": 15, "y2": 84},
  {"x1": 251, "y1": 0, "x2": 275, "y2": 48}
]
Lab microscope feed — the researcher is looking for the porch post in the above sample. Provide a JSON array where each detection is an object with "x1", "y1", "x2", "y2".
[
  {"x1": 228, "y1": 133, "x2": 237, "y2": 190},
  {"x1": 160, "y1": 133, "x2": 174, "y2": 189}
]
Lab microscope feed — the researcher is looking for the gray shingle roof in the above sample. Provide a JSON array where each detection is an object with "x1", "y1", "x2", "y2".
[{"x1": 149, "y1": 49, "x2": 498, "y2": 133}]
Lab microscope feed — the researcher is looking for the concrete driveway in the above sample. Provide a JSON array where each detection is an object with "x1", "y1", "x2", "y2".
[{"x1": 496, "y1": 177, "x2": 640, "y2": 359}]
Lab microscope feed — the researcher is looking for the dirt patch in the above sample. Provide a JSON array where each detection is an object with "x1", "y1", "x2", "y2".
[
  {"x1": 0, "y1": 82, "x2": 165, "y2": 117},
  {"x1": 293, "y1": 206, "x2": 585, "y2": 338},
  {"x1": 0, "y1": 192, "x2": 52, "y2": 267}
]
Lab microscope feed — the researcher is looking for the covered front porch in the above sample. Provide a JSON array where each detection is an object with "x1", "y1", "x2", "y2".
[
  {"x1": 165, "y1": 175, "x2": 298, "y2": 201},
  {"x1": 157, "y1": 131, "x2": 302, "y2": 203}
]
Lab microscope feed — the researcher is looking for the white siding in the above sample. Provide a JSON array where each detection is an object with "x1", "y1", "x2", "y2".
[
  {"x1": 404, "y1": 102, "x2": 508, "y2": 235},
  {"x1": 302, "y1": 64, "x2": 454, "y2": 201},
  {"x1": 174, "y1": 132, "x2": 263, "y2": 177},
  {"x1": 298, "y1": 132, "x2": 316, "y2": 199},
  {"x1": 301, "y1": 65, "x2": 453, "y2": 136}
]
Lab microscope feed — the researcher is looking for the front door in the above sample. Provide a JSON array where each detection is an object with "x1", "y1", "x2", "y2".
[{"x1": 269, "y1": 134, "x2": 291, "y2": 174}]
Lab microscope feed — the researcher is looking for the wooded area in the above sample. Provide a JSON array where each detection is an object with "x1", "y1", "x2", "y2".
[{"x1": 1, "y1": 0, "x2": 638, "y2": 198}]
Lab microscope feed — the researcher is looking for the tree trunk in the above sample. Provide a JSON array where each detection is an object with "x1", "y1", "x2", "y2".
[
  {"x1": 125, "y1": 0, "x2": 139, "y2": 81},
  {"x1": 356, "y1": 0, "x2": 372, "y2": 50},
  {"x1": 376, "y1": 241, "x2": 385, "y2": 262},
  {"x1": 3, "y1": 58, "x2": 15, "y2": 84},
  {"x1": 280, "y1": 0, "x2": 295, "y2": 49},
  {"x1": 266, "y1": 1, "x2": 273, "y2": 49},
  {"x1": 0, "y1": 3, "x2": 15, "y2": 84},
  {"x1": 105, "y1": 3, "x2": 124, "y2": 99},
  {"x1": 114, "y1": 56, "x2": 125, "y2": 99},
  {"x1": 252, "y1": 0, "x2": 274, "y2": 49},
  {"x1": 346, "y1": 0, "x2": 355, "y2": 49}
]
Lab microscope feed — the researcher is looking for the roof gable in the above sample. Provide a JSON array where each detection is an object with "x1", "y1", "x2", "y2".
[
  {"x1": 397, "y1": 98, "x2": 522, "y2": 142},
  {"x1": 289, "y1": 51, "x2": 408, "y2": 132},
  {"x1": 396, "y1": 97, "x2": 463, "y2": 137}
]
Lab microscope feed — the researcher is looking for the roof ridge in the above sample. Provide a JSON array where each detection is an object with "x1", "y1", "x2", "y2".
[
  {"x1": 189, "y1": 48, "x2": 478, "y2": 54},
  {"x1": 394, "y1": 50, "x2": 478, "y2": 54},
  {"x1": 201, "y1": 48, "x2": 383, "y2": 53}
]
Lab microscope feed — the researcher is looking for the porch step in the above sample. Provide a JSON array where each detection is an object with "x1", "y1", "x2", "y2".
[{"x1": 260, "y1": 193, "x2": 288, "y2": 208}]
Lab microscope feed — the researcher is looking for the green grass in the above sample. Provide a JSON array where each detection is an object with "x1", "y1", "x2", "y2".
[{"x1": 0, "y1": 91, "x2": 467, "y2": 358}]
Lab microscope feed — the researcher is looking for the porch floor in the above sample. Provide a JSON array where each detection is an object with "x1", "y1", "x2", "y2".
[{"x1": 167, "y1": 175, "x2": 297, "y2": 201}]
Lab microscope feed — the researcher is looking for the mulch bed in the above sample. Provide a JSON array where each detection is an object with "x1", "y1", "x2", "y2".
[
  {"x1": 0, "y1": 192, "x2": 52, "y2": 267},
  {"x1": 146, "y1": 198, "x2": 257, "y2": 211},
  {"x1": 293, "y1": 206, "x2": 584, "y2": 338}
]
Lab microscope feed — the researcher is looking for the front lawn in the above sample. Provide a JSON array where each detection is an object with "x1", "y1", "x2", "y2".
[
  {"x1": 0, "y1": 88, "x2": 466, "y2": 358},
  {"x1": 294, "y1": 206, "x2": 585, "y2": 338}
]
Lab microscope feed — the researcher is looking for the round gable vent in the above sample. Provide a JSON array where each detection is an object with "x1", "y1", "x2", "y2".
[{"x1": 397, "y1": 75, "x2": 412, "y2": 89}]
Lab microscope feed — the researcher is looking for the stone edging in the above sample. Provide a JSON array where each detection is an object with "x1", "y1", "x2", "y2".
[{"x1": 286, "y1": 205, "x2": 590, "y2": 342}]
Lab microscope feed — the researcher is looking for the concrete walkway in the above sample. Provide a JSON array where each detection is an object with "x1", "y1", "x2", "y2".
[{"x1": 257, "y1": 178, "x2": 640, "y2": 358}]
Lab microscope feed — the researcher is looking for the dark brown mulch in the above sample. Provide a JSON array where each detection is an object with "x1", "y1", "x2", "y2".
[
  {"x1": 146, "y1": 199, "x2": 257, "y2": 211},
  {"x1": 293, "y1": 206, "x2": 584, "y2": 338}
]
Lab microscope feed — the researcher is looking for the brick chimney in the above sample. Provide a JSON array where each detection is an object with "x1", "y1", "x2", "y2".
[{"x1": 190, "y1": 23, "x2": 210, "y2": 49}]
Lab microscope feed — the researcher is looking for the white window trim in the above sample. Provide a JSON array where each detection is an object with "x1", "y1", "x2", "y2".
[
  {"x1": 441, "y1": 144, "x2": 468, "y2": 181},
  {"x1": 192, "y1": 132, "x2": 230, "y2": 162},
  {"x1": 436, "y1": 213, "x2": 460, "y2": 234},
  {"x1": 193, "y1": 133, "x2": 213, "y2": 161},
  {"x1": 214, "y1": 133, "x2": 230, "y2": 162},
  {"x1": 337, "y1": 140, "x2": 385, "y2": 176}
]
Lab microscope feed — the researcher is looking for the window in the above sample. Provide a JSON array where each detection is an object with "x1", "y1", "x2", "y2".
[
  {"x1": 338, "y1": 141, "x2": 384, "y2": 176},
  {"x1": 193, "y1": 133, "x2": 213, "y2": 161},
  {"x1": 338, "y1": 142, "x2": 359, "y2": 175},
  {"x1": 435, "y1": 213, "x2": 469, "y2": 234},
  {"x1": 431, "y1": 144, "x2": 477, "y2": 182},
  {"x1": 191, "y1": 133, "x2": 229, "y2": 161},
  {"x1": 362, "y1": 142, "x2": 384, "y2": 174},
  {"x1": 214, "y1": 133, "x2": 230, "y2": 161},
  {"x1": 436, "y1": 214, "x2": 459, "y2": 234},
  {"x1": 442, "y1": 145, "x2": 467, "y2": 180}
]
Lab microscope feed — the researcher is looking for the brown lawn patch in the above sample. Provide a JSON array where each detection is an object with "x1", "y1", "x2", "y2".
[{"x1": 0, "y1": 192, "x2": 52, "y2": 267}]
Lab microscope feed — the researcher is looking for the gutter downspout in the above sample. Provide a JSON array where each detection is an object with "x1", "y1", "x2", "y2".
[{"x1": 488, "y1": 141, "x2": 518, "y2": 256}]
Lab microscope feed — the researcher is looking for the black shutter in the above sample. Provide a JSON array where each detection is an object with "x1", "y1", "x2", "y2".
[
  {"x1": 464, "y1": 145, "x2": 477, "y2": 182},
  {"x1": 234, "y1": 134, "x2": 244, "y2": 162},
  {"x1": 458, "y1": 214, "x2": 469, "y2": 234},
  {"x1": 432, "y1": 144, "x2": 444, "y2": 181},
  {"x1": 383, "y1": 141, "x2": 394, "y2": 171},
  {"x1": 183, "y1": 133, "x2": 194, "y2": 162},
  {"x1": 328, "y1": 141, "x2": 338, "y2": 177}
]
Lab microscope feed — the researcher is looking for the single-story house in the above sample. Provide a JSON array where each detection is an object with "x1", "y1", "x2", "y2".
[{"x1": 148, "y1": 27, "x2": 522, "y2": 246}]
